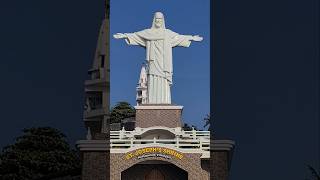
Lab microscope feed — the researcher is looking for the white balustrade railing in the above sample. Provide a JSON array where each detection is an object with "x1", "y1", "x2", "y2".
[{"x1": 110, "y1": 129, "x2": 210, "y2": 153}]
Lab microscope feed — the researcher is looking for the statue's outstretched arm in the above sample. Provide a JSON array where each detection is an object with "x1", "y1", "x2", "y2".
[
  {"x1": 113, "y1": 32, "x2": 145, "y2": 47},
  {"x1": 191, "y1": 35, "x2": 203, "y2": 42},
  {"x1": 171, "y1": 34, "x2": 203, "y2": 47},
  {"x1": 113, "y1": 33, "x2": 127, "y2": 39}
]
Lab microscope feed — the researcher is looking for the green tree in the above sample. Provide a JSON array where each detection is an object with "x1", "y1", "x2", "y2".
[
  {"x1": 0, "y1": 127, "x2": 80, "y2": 180},
  {"x1": 110, "y1": 101, "x2": 135, "y2": 124},
  {"x1": 182, "y1": 123, "x2": 198, "y2": 131}
]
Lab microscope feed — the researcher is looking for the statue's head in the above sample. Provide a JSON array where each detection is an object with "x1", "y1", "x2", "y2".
[{"x1": 152, "y1": 12, "x2": 165, "y2": 29}]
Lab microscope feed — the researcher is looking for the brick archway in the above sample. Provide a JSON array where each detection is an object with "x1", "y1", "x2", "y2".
[
  {"x1": 121, "y1": 160, "x2": 188, "y2": 180},
  {"x1": 110, "y1": 151, "x2": 209, "y2": 180},
  {"x1": 120, "y1": 151, "x2": 189, "y2": 174}
]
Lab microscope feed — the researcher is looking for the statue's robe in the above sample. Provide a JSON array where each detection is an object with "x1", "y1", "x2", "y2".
[{"x1": 124, "y1": 29, "x2": 192, "y2": 104}]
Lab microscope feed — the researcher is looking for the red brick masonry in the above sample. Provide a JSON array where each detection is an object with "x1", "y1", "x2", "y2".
[
  {"x1": 77, "y1": 139, "x2": 235, "y2": 180},
  {"x1": 110, "y1": 152, "x2": 209, "y2": 180},
  {"x1": 134, "y1": 105, "x2": 183, "y2": 128}
]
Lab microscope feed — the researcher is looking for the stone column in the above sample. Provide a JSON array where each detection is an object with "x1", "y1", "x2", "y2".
[
  {"x1": 77, "y1": 140, "x2": 110, "y2": 180},
  {"x1": 210, "y1": 140, "x2": 235, "y2": 180}
]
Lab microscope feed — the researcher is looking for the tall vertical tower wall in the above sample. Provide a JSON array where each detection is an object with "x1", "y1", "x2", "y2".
[{"x1": 83, "y1": 5, "x2": 110, "y2": 139}]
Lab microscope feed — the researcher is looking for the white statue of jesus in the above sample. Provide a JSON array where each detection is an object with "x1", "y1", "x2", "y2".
[{"x1": 114, "y1": 12, "x2": 203, "y2": 104}]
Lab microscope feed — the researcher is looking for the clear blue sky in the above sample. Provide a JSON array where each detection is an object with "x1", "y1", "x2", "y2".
[{"x1": 110, "y1": 0, "x2": 210, "y2": 129}]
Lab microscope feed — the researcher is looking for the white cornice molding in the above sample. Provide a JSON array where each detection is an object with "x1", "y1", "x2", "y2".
[
  {"x1": 210, "y1": 140, "x2": 235, "y2": 151},
  {"x1": 76, "y1": 140, "x2": 110, "y2": 151},
  {"x1": 134, "y1": 105, "x2": 183, "y2": 110}
]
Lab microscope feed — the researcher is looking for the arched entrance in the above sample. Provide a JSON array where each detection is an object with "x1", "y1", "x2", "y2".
[
  {"x1": 140, "y1": 129, "x2": 176, "y2": 139},
  {"x1": 145, "y1": 169, "x2": 165, "y2": 180},
  {"x1": 121, "y1": 160, "x2": 188, "y2": 180}
]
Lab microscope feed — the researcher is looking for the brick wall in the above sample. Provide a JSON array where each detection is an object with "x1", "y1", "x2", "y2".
[
  {"x1": 210, "y1": 151, "x2": 229, "y2": 180},
  {"x1": 110, "y1": 153, "x2": 209, "y2": 180},
  {"x1": 80, "y1": 150, "x2": 231, "y2": 180},
  {"x1": 135, "y1": 109, "x2": 182, "y2": 128},
  {"x1": 81, "y1": 151, "x2": 110, "y2": 180}
]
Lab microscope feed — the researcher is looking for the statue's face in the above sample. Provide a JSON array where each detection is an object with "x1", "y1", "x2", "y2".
[{"x1": 155, "y1": 18, "x2": 163, "y2": 28}]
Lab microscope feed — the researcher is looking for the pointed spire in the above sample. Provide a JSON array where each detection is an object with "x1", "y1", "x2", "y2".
[
  {"x1": 105, "y1": 0, "x2": 109, "y2": 19},
  {"x1": 136, "y1": 64, "x2": 148, "y2": 105},
  {"x1": 138, "y1": 65, "x2": 147, "y2": 85}
]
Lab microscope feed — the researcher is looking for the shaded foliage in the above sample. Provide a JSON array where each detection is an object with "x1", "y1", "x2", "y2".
[
  {"x1": 0, "y1": 127, "x2": 80, "y2": 180},
  {"x1": 203, "y1": 114, "x2": 210, "y2": 130},
  {"x1": 182, "y1": 123, "x2": 197, "y2": 131},
  {"x1": 203, "y1": 113, "x2": 214, "y2": 131},
  {"x1": 306, "y1": 165, "x2": 320, "y2": 180},
  {"x1": 110, "y1": 101, "x2": 135, "y2": 124}
]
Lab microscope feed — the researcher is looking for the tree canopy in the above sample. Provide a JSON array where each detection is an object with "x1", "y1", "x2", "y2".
[
  {"x1": 110, "y1": 101, "x2": 135, "y2": 124},
  {"x1": 182, "y1": 123, "x2": 198, "y2": 131},
  {"x1": 0, "y1": 127, "x2": 80, "y2": 180}
]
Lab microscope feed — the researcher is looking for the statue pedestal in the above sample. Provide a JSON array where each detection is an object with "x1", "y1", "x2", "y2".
[{"x1": 134, "y1": 105, "x2": 183, "y2": 128}]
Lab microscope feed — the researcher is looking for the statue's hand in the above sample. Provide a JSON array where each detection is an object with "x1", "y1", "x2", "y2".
[
  {"x1": 113, "y1": 33, "x2": 126, "y2": 39},
  {"x1": 192, "y1": 35, "x2": 203, "y2": 42}
]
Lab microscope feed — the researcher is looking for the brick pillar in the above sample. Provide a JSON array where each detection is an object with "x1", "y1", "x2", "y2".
[
  {"x1": 77, "y1": 140, "x2": 110, "y2": 180},
  {"x1": 210, "y1": 151, "x2": 229, "y2": 180},
  {"x1": 210, "y1": 140, "x2": 235, "y2": 180},
  {"x1": 134, "y1": 105, "x2": 183, "y2": 128},
  {"x1": 82, "y1": 151, "x2": 109, "y2": 180}
]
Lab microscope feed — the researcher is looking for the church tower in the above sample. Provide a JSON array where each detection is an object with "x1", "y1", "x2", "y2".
[
  {"x1": 76, "y1": 1, "x2": 110, "y2": 180},
  {"x1": 83, "y1": 17, "x2": 109, "y2": 139},
  {"x1": 136, "y1": 65, "x2": 148, "y2": 106}
]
